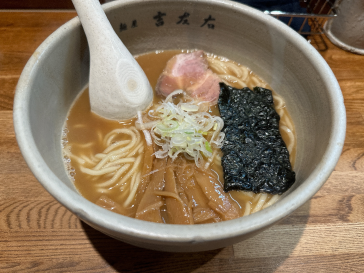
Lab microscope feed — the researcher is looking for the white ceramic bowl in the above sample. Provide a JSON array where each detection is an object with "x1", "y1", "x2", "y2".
[{"x1": 13, "y1": 0, "x2": 346, "y2": 252}]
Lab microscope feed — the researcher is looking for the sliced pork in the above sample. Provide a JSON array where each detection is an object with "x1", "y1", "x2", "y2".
[{"x1": 156, "y1": 50, "x2": 221, "y2": 102}]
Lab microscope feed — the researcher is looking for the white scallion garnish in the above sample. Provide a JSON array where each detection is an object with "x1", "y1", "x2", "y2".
[{"x1": 138, "y1": 90, "x2": 225, "y2": 168}]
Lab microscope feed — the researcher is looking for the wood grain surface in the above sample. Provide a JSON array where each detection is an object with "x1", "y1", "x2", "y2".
[{"x1": 1, "y1": 11, "x2": 364, "y2": 273}]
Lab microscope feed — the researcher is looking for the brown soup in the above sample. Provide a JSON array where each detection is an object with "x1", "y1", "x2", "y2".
[{"x1": 62, "y1": 50, "x2": 296, "y2": 224}]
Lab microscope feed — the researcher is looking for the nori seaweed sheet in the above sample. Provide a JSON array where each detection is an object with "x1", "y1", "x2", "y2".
[{"x1": 218, "y1": 83, "x2": 295, "y2": 194}]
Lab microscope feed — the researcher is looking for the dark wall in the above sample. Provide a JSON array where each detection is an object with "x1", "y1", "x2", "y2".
[
  {"x1": 0, "y1": 0, "x2": 109, "y2": 9},
  {"x1": 1, "y1": 0, "x2": 333, "y2": 14}
]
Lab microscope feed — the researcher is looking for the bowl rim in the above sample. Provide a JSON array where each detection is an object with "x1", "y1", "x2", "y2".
[{"x1": 13, "y1": 0, "x2": 346, "y2": 245}]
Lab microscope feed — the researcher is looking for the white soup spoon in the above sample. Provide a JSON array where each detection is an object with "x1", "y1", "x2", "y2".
[{"x1": 72, "y1": 0, "x2": 153, "y2": 120}]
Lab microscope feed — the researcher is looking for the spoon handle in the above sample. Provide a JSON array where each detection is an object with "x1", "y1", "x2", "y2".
[{"x1": 72, "y1": 0, "x2": 127, "y2": 55}]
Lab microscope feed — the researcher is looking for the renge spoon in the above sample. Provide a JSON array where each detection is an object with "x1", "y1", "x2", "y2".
[{"x1": 72, "y1": 0, "x2": 153, "y2": 120}]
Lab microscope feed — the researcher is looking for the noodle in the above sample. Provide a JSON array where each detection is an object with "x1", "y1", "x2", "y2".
[
  {"x1": 251, "y1": 76, "x2": 263, "y2": 87},
  {"x1": 103, "y1": 140, "x2": 129, "y2": 154},
  {"x1": 280, "y1": 113, "x2": 294, "y2": 130},
  {"x1": 124, "y1": 172, "x2": 141, "y2": 207},
  {"x1": 273, "y1": 94, "x2": 285, "y2": 109},
  {"x1": 104, "y1": 128, "x2": 138, "y2": 147},
  {"x1": 97, "y1": 164, "x2": 131, "y2": 188},
  {"x1": 208, "y1": 62, "x2": 228, "y2": 74},
  {"x1": 63, "y1": 149, "x2": 85, "y2": 165},
  {"x1": 262, "y1": 194, "x2": 281, "y2": 209},
  {"x1": 113, "y1": 155, "x2": 142, "y2": 188},
  {"x1": 224, "y1": 62, "x2": 245, "y2": 79},
  {"x1": 280, "y1": 125, "x2": 295, "y2": 154},
  {"x1": 80, "y1": 165, "x2": 120, "y2": 176},
  {"x1": 80, "y1": 154, "x2": 96, "y2": 165},
  {"x1": 243, "y1": 202, "x2": 251, "y2": 216},
  {"x1": 238, "y1": 191, "x2": 255, "y2": 198},
  {"x1": 89, "y1": 153, "x2": 100, "y2": 163},
  {"x1": 65, "y1": 125, "x2": 145, "y2": 207},
  {"x1": 104, "y1": 158, "x2": 136, "y2": 168},
  {"x1": 219, "y1": 75, "x2": 247, "y2": 88},
  {"x1": 252, "y1": 193, "x2": 268, "y2": 213},
  {"x1": 93, "y1": 134, "x2": 138, "y2": 170},
  {"x1": 127, "y1": 142, "x2": 144, "y2": 157}
]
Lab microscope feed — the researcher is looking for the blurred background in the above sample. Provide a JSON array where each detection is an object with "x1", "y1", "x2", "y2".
[
  {"x1": 1, "y1": 0, "x2": 338, "y2": 50},
  {"x1": 0, "y1": 0, "x2": 336, "y2": 11},
  {"x1": 0, "y1": 0, "x2": 109, "y2": 9}
]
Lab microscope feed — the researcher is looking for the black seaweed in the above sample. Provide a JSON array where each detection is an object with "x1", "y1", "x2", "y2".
[{"x1": 218, "y1": 83, "x2": 295, "y2": 194}]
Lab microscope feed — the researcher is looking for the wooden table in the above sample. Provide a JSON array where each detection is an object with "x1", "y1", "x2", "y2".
[{"x1": 1, "y1": 11, "x2": 364, "y2": 272}]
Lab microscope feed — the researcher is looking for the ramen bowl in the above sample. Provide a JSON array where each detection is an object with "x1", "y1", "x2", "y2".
[{"x1": 13, "y1": 0, "x2": 346, "y2": 252}]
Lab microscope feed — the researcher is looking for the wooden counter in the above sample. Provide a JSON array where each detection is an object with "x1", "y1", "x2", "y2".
[{"x1": 1, "y1": 11, "x2": 364, "y2": 272}]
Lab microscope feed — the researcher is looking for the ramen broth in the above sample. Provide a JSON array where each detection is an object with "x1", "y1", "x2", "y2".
[{"x1": 63, "y1": 50, "x2": 296, "y2": 223}]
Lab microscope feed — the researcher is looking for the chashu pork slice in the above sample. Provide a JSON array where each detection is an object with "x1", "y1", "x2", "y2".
[{"x1": 156, "y1": 50, "x2": 221, "y2": 102}]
